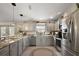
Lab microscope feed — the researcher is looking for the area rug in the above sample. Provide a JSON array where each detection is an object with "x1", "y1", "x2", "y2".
[{"x1": 31, "y1": 48, "x2": 56, "y2": 56}]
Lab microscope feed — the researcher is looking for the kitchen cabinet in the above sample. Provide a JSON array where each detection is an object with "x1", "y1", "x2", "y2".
[
  {"x1": 47, "y1": 36, "x2": 54, "y2": 46},
  {"x1": 0, "y1": 46, "x2": 9, "y2": 56},
  {"x1": 26, "y1": 37, "x2": 30, "y2": 46},
  {"x1": 36, "y1": 35, "x2": 53, "y2": 46},
  {"x1": 9, "y1": 42, "x2": 18, "y2": 56},
  {"x1": 18, "y1": 39, "x2": 23, "y2": 56},
  {"x1": 36, "y1": 35, "x2": 42, "y2": 46},
  {"x1": 29, "y1": 36, "x2": 36, "y2": 46},
  {"x1": 23, "y1": 37, "x2": 28, "y2": 50},
  {"x1": 54, "y1": 20, "x2": 59, "y2": 31},
  {"x1": 47, "y1": 23, "x2": 55, "y2": 31}
]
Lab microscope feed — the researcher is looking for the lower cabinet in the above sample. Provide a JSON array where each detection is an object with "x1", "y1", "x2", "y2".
[
  {"x1": 46, "y1": 36, "x2": 54, "y2": 46},
  {"x1": 36, "y1": 36, "x2": 53, "y2": 46},
  {"x1": 9, "y1": 42, "x2": 18, "y2": 56},
  {"x1": 0, "y1": 37, "x2": 29, "y2": 56},
  {"x1": 23, "y1": 37, "x2": 30, "y2": 51},
  {"x1": 26, "y1": 37, "x2": 29, "y2": 46},
  {"x1": 0, "y1": 46, "x2": 9, "y2": 56},
  {"x1": 29, "y1": 36, "x2": 36, "y2": 46},
  {"x1": 23, "y1": 38, "x2": 27, "y2": 50},
  {"x1": 18, "y1": 39, "x2": 23, "y2": 56}
]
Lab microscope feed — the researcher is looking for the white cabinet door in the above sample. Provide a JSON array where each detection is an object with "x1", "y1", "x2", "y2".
[
  {"x1": 10, "y1": 42, "x2": 18, "y2": 56},
  {"x1": 36, "y1": 35, "x2": 42, "y2": 46},
  {"x1": 23, "y1": 37, "x2": 27, "y2": 50},
  {"x1": 18, "y1": 39, "x2": 23, "y2": 56},
  {"x1": 36, "y1": 35, "x2": 53, "y2": 46},
  {"x1": 26, "y1": 38, "x2": 29, "y2": 46}
]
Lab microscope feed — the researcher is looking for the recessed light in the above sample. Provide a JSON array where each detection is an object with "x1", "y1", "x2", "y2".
[
  {"x1": 39, "y1": 18, "x2": 43, "y2": 20},
  {"x1": 50, "y1": 16, "x2": 53, "y2": 19},
  {"x1": 57, "y1": 12, "x2": 61, "y2": 14}
]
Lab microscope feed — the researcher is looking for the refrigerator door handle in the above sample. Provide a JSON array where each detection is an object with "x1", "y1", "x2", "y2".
[{"x1": 69, "y1": 20, "x2": 73, "y2": 43}]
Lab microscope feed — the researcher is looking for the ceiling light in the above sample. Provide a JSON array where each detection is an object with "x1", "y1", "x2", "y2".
[
  {"x1": 50, "y1": 16, "x2": 53, "y2": 19},
  {"x1": 25, "y1": 26, "x2": 28, "y2": 30},
  {"x1": 57, "y1": 12, "x2": 61, "y2": 14},
  {"x1": 19, "y1": 14, "x2": 23, "y2": 23},
  {"x1": 11, "y1": 3, "x2": 16, "y2": 26},
  {"x1": 39, "y1": 18, "x2": 43, "y2": 20}
]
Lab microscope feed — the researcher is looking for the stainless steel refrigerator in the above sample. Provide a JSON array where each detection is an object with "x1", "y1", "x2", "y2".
[{"x1": 62, "y1": 9, "x2": 79, "y2": 55}]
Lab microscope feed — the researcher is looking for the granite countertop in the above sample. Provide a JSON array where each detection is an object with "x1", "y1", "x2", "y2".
[
  {"x1": 0, "y1": 35, "x2": 28, "y2": 49},
  {"x1": 34, "y1": 34, "x2": 53, "y2": 36}
]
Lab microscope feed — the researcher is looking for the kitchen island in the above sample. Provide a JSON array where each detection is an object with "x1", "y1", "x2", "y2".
[{"x1": 0, "y1": 35, "x2": 29, "y2": 56}]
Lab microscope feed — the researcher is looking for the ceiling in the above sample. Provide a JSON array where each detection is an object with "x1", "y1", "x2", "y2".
[{"x1": 0, "y1": 3, "x2": 76, "y2": 22}]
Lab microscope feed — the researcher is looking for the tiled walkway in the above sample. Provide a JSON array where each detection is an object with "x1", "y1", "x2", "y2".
[{"x1": 22, "y1": 46, "x2": 62, "y2": 56}]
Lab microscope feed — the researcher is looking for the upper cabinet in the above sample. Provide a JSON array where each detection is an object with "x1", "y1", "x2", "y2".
[
  {"x1": 47, "y1": 23, "x2": 54, "y2": 31},
  {"x1": 46, "y1": 21, "x2": 59, "y2": 32},
  {"x1": 54, "y1": 20, "x2": 59, "y2": 31}
]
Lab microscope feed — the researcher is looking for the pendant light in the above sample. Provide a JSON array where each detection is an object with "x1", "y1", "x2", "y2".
[
  {"x1": 28, "y1": 5, "x2": 32, "y2": 10},
  {"x1": 11, "y1": 3, "x2": 16, "y2": 26},
  {"x1": 19, "y1": 14, "x2": 23, "y2": 23},
  {"x1": 19, "y1": 14, "x2": 23, "y2": 32},
  {"x1": 28, "y1": 5, "x2": 32, "y2": 18}
]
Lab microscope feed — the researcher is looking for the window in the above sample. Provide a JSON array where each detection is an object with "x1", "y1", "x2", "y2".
[
  {"x1": 1, "y1": 27, "x2": 7, "y2": 37},
  {"x1": 9, "y1": 27, "x2": 15, "y2": 36},
  {"x1": 36, "y1": 23, "x2": 46, "y2": 32}
]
